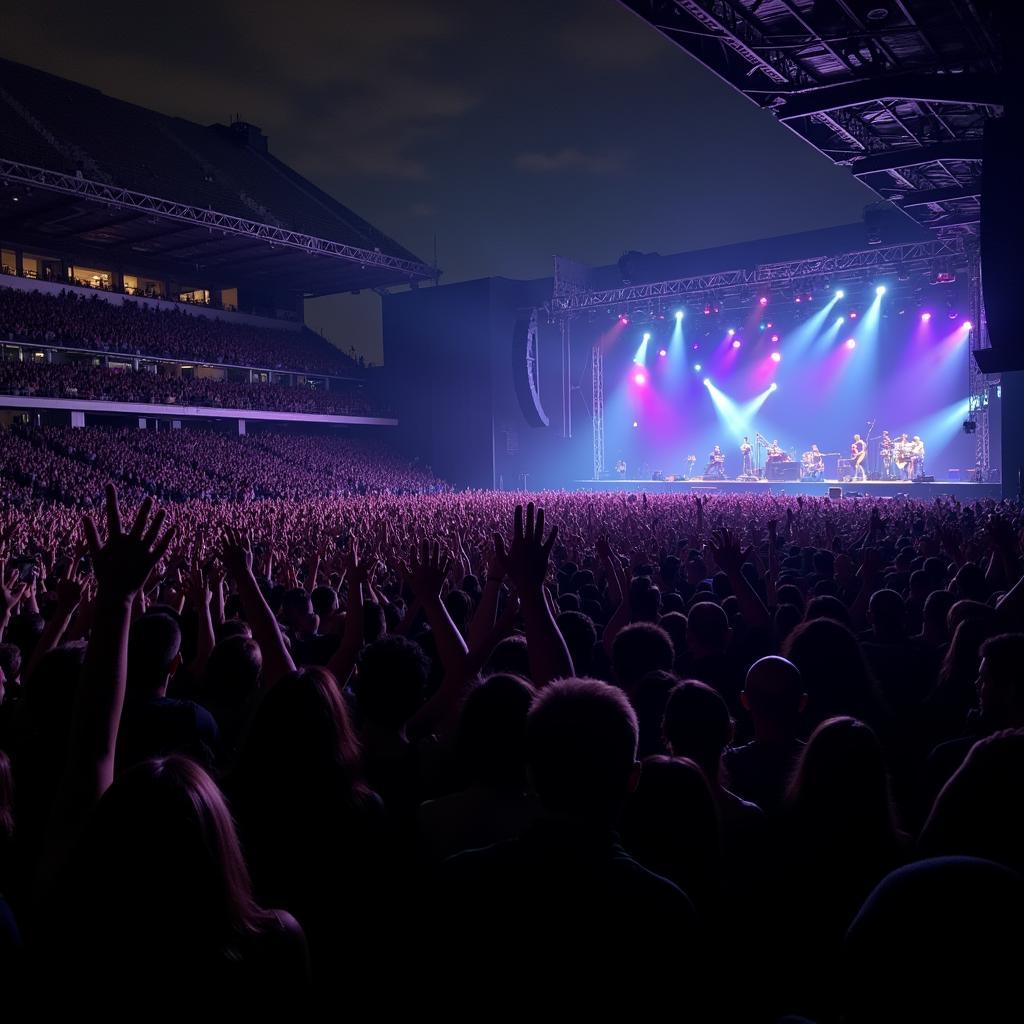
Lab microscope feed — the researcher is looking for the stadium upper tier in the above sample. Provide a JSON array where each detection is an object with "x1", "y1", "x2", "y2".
[
  {"x1": 0, "y1": 284, "x2": 358, "y2": 374},
  {"x1": 0, "y1": 57, "x2": 421, "y2": 266}
]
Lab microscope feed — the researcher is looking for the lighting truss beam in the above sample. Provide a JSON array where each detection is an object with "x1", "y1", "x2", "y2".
[
  {"x1": 851, "y1": 141, "x2": 983, "y2": 177},
  {"x1": 0, "y1": 157, "x2": 435, "y2": 280},
  {"x1": 897, "y1": 186, "x2": 981, "y2": 209},
  {"x1": 775, "y1": 74, "x2": 1003, "y2": 121},
  {"x1": 551, "y1": 238, "x2": 967, "y2": 314}
]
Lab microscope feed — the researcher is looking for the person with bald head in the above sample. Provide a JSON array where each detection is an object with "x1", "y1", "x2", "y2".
[{"x1": 725, "y1": 656, "x2": 807, "y2": 813}]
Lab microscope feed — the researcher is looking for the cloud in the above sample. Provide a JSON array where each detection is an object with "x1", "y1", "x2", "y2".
[{"x1": 515, "y1": 147, "x2": 625, "y2": 175}]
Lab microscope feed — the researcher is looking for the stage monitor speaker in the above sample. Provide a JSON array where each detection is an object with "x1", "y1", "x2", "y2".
[
  {"x1": 766, "y1": 462, "x2": 801, "y2": 481},
  {"x1": 828, "y1": 487, "x2": 843, "y2": 500}
]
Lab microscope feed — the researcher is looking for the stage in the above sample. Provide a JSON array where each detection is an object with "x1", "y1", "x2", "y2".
[{"x1": 574, "y1": 479, "x2": 1003, "y2": 499}]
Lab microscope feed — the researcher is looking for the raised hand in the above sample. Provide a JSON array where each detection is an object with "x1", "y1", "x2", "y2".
[
  {"x1": 487, "y1": 532, "x2": 510, "y2": 582},
  {"x1": 221, "y1": 526, "x2": 254, "y2": 578},
  {"x1": 504, "y1": 502, "x2": 557, "y2": 592},
  {"x1": 406, "y1": 538, "x2": 451, "y2": 602},
  {"x1": 82, "y1": 486, "x2": 174, "y2": 602},
  {"x1": 709, "y1": 527, "x2": 745, "y2": 575}
]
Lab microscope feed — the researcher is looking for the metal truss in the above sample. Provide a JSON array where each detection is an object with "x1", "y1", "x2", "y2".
[
  {"x1": 0, "y1": 157, "x2": 435, "y2": 279},
  {"x1": 967, "y1": 243, "x2": 993, "y2": 480},
  {"x1": 551, "y1": 237, "x2": 968, "y2": 314},
  {"x1": 592, "y1": 342, "x2": 605, "y2": 479}
]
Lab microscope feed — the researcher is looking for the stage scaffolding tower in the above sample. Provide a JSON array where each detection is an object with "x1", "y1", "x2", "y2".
[{"x1": 967, "y1": 243, "x2": 994, "y2": 481}]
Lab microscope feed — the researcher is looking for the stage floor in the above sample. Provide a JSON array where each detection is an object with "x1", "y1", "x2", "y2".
[{"x1": 575, "y1": 479, "x2": 1004, "y2": 499}]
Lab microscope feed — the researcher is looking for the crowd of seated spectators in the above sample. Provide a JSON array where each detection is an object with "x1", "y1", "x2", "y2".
[
  {"x1": 0, "y1": 425, "x2": 441, "y2": 505},
  {"x1": 0, "y1": 360, "x2": 381, "y2": 417},
  {"x1": 1, "y1": 482, "x2": 1022, "y2": 1017},
  {"x1": 0, "y1": 284, "x2": 358, "y2": 374}
]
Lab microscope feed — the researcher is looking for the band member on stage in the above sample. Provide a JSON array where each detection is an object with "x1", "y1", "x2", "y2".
[
  {"x1": 704, "y1": 444, "x2": 726, "y2": 480},
  {"x1": 910, "y1": 435, "x2": 925, "y2": 478},
  {"x1": 740, "y1": 436, "x2": 753, "y2": 477},
  {"x1": 767, "y1": 439, "x2": 783, "y2": 462},
  {"x1": 880, "y1": 430, "x2": 894, "y2": 480},
  {"x1": 802, "y1": 443, "x2": 825, "y2": 480},
  {"x1": 851, "y1": 433, "x2": 867, "y2": 481},
  {"x1": 895, "y1": 432, "x2": 911, "y2": 480},
  {"x1": 614, "y1": 458, "x2": 627, "y2": 477}
]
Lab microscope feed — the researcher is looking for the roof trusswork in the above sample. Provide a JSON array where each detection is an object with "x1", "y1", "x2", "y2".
[
  {"x1": 0, "y1": 58, "x2": 434, "y2": 294},
  {"x1": 617, "y1": 0, "x2": 1003, "y2": 235}
]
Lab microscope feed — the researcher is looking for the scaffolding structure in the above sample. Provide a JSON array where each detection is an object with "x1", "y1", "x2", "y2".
[{"x1": 967, "y1": 242, "x2": 995, "y2": 479}]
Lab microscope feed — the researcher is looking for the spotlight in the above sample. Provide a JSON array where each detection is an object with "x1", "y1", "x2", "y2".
[
  {"x1": 836, "y1": 316, "x2": 845, "y2": 325},
  {"x1": 769, "y1": 382, "x2": 778, "y2": 392},
  {"x1": 846, "y1": 338, "x2": 857, "y2": 349},
  {"x1": 835, "y1": 289, "x2": 845, "y2": 299},
  {"x1": 731, "y1": 339, "x2": 741, "y2": 349},
  {"x1": 703, "y1": 304, "x2": 711, "y2": 316},
  {"x1": 766, "y1": 322, "x2": 773, "y2": 329},
  {"x1": 633, "y1": 371, "x2": 646, "y2": 385},
  {"x1": 620, "y1": 315, "x2": 630, "y2": 324},
  {"x1": 849, "y1": 311, "x2": 858, "y2": 319},
  {"x1": 658, "y1": 348, "x2": 667, "y2": 357},
  {"x1": 703, "y1": 377, "x2": 711, "y2": 386},
  {"x1": 633, "y1": 420, "x2": 639, "y2": 428},
  {"x1": 727, "y1": 328, "x2": 735, "y2": 336},
  {"x1": 875, "y1": 285, "x2": 886, "y2": 296},
  {"x1": 694, "y1": 363, "x2": 702, "y2": 372},
  {"x1": 795, "y1": 296, "x2": 802, "y2": 303},
  {"x1": 963, "y1": 321, "x2": 973, "y2": 331},
  {"x1": 921, "y1": 312, "x2": 932, "y2": 322},
  {"x1": 643, "y1": 332, "x2": 651, "y2": 342},
  {"x1": 674, "y1": 310, "x2": 684, "y2": 320},
  {"x1": 770, "y1": 351, "x2": 782, "y2": 363},
  {"x1": 948, "y1": 311, "x2": 959, "y2": 320},
  {"x1": 759, "y1": 296, "x2": 768, "y2": 306},
  {"x1": 770, "y1": 334, "x2": 780, "y2": 343}
]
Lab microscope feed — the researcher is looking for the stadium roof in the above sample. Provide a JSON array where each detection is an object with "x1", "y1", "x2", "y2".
[
  {"x1": 0, "y1": 58, "x2": 434, "y2": 295},
  {"x1": 617, "y1": 0, "x2": 1004, "y2": 236}
]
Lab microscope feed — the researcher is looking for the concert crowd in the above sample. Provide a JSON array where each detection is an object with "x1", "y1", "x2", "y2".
[
  {"x1": 0, "y1": 285, "x2": 358, "y2": 374},
  {"x1": 0, "y1": 360, "x2": 380, "y2": 417},
  {"x1": 1, "y1": 451, "x2": 1022, "y2": 1017}
]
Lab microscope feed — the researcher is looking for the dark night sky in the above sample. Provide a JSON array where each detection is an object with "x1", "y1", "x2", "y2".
[{"x1": 3, "y1": 1, "x2": 876, "y2": 361}]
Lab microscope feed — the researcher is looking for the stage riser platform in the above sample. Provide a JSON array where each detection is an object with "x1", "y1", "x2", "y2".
[{"x1": 576, "y1": 480, "x2": 1003, "y2": 499}]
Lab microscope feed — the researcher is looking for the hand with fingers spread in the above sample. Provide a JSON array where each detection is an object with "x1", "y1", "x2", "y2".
[
  {"x1": 82, "y1": 486, "x2": 175, "y2": 603},
  {"x1": 709, "y1": 527, "x2": 746, "y2": 576},
  {"x1": 406, "y1": 538, "x2": 451, "y2": 603},
  {"x1": 503, "y1": 502, "x2": 558, "y2": 593},
  {"x1": 1, "y1": 559, "x2": 29, "y2": 620},
  {"x1": 221, "y1": 526, "x2": 254, "y2": 579}
]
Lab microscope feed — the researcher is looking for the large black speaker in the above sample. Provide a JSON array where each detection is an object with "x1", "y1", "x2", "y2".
[
  {"x1": 766, "y1": 462, "x2": 801, "y2": 481},
  {"x1": 978, "y1": 113, "x2": 1023, "y2": 372}
]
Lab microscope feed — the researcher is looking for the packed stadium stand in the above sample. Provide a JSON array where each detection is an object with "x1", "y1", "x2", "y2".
[{"x1": 0, "y1": 57, "x2": 431, "y2": 432}]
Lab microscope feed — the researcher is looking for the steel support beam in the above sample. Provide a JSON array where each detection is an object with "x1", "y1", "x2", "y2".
[{"x1": 0, "y1": 157, "x2": 434, "y2": 279}]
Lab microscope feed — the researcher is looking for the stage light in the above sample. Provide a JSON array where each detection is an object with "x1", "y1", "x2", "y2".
[
  {"x1": 632, "y1": 420, "x2": 639, "y2": 428},
  {"x1": 643, "y1": 332, "x2": 651, "y2": 342},
  {"x1": 835, "y1": 289, "x2": 845, "y2": 299},
  {"x1": 770, "y1": 351, "x2": 782, "y2": 363},
  {"x1": 766, "y1": 322, "x2": 773, "y2": 329},
  {"x1": 948, "y1": 310, "x2": 959, "y2": 320},
  {"x1": 731, "y1": 339, "x2": 741, "y2": 349},
  {"x1": 835, "y1": 316, "x2": 845, "y2": 326},
  {"x1": 727, "y1": 328, "x2": 736, "y2": 336},
  {"x1": 770, "y1": 334, "x2": 779, "y2": 343},
  {"x1": 703, "y1": 304, "x2": 711, "y2": 315},
  {"x1": 703, "y1": 377, "x2": 711, "y2": 386},
  {"x1": 620, "y1": 315, "x2": 630, "y2": 325},
  {"x1": 875, "y1": 285, "x2": 886, "y2": 296},
  {"x1": 759, "y1": 296, "x2": 768, "y2": 306},
  {"x1": 674, "y1": 310, "x2": 684, "y2": 320},
  {"x1": 795, "y1": 296, "x2": 802, "y2": 303},
  {"x1": 658, "y1": 348, "x2": 667, "y2": 357},
  {"x1": 633, "y1": 371, "x2": 646, "y2": 385},
  {"x1": 921, "y1": 312, "x2": 932, "y2": 322},
  {"x1": 769, "y1": 382, "x2": 778, "y2": 392},
  {"x1": 846, "y1": 338, "x2": 857, "y2": 349},
  {"x1": 849, "y1": 311, "x2": 858, "y2": 319},
  {"x1": 963, "y1": 321, "x2": 973, "y2": 331},
  {"x1": 694, "y1": 363, "x2": 702, "y2": 372}
]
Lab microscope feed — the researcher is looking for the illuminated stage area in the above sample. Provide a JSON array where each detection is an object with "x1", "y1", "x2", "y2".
[
  {"x1": 586, "y1": 270, "x2": 998, "y2": 489},
  {"x1": 575, "y1": 479, "x2": 1003, "y2": 500}
]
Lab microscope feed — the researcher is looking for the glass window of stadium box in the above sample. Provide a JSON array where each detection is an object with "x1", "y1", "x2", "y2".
[
  {"x1": 1, "y1": 344, "x2": 23, "y2": 363},
  {"x1": 1, "y1": 249, "x2": 15, "y2": 276},
  {"x1": 123, "y1": 275, "x2": 166, "y2": 298},
  {"x1": 179, "y1": 288, "x2": 210, "y2": 306},
  {"x1": 68, "y1": 264, "x2": 113, "y2": 290},
  {"x1": 22, "y1": 255, "x2": 60, "y2": 281},
  {"x1": 220, "y1": 287, "x2": 238, "y2": 311}
]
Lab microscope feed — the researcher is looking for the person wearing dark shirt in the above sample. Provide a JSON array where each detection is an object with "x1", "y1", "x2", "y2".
[
  {"x1": 725, "y1": 656, "x2": 806, "y2": 814},
  {"x1": 439, "y1": 678, "x2": 698, "y2": 1008},
  {"x1": 117, "y1": 613, "x2": 219, "y2": 771}
]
